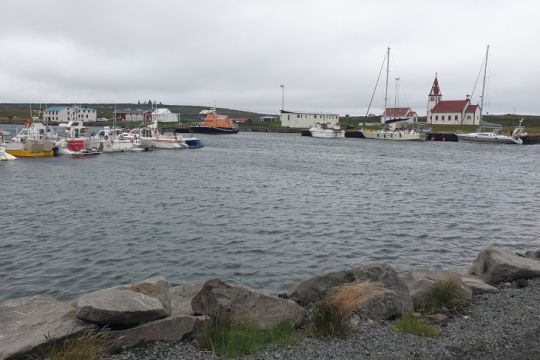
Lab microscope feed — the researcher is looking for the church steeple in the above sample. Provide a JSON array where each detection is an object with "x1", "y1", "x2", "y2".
[
  {"x1": 427, "y1": 74, "x2": 442, "y2": 124},
  {"x1": 429, "y1": 74, "x2": 441, "y2": 97}
]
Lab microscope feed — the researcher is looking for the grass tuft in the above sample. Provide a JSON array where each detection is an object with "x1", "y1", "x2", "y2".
[
  {"x1": 394, "y1": 314, "x2": 438, "y2": 337},
  {"x1": 308, "y1": 301, "x2": 349, "y2": 339},
  {"x1": 28, "y1": 328, "x2": 109, "y2": 360},
  {"x1": 197, "y1": 318, "x2": 296, "y2": 358},
  {"x1": 327, "y1": 281, "x2": 389, "y2": 317},
  {"x1": 428, "y1": 278, "x2": 464, "y2": 311}
]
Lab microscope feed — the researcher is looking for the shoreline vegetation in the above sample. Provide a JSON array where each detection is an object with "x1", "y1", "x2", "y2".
[
  {"x1": 1, "y1": 246, "x2": 539, "y2": 360},
  {"x1": 1, "y1": 103, "x2": 540, "y2": 134}
]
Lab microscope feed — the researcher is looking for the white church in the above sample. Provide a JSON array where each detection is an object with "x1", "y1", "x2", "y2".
[{"x1": 426, "y1": 76, "x2": 481, "y2": 125}]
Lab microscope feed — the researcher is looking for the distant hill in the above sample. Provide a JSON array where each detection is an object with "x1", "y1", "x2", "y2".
[{"x1": 0, "y1": 103, "x2": 268, "y2": 122}]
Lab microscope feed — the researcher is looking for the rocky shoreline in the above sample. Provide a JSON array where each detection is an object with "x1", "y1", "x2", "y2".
[
  {"x1": 108, "y1": 278, "x2": 540, "y2": 360},
  {"x1": 1, "y1": 246, "x2": 539, "y2": 360}
]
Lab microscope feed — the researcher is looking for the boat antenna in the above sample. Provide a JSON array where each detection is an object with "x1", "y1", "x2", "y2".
[
  {"x1": 479, "y1": 45, "x2": 489, "y2": 127},
  {"x1": 364, "y1": 47, "x2": 389, "y2": 126}
]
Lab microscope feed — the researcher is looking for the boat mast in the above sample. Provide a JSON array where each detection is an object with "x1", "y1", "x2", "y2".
[
  {"x1": 479, "y1": 45, "x2": 489, "y2": 127},
  {"x1": 384, "y1": 47, "x2": 390, "y2": 120}
]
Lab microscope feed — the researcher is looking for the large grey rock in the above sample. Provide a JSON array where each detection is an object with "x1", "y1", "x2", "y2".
[
  {"x1": 75, "y1": 277, "x2": 172, "y2": 326},
  {"x1": 404, "y1": 268, "x2": 473, "y2": 309},
  {"x1": 288, "y1": 264, "x2": 412, "y2": 313},
  {"x1": 192, "y1": 279, "x2": 306, "y2": 329},
  {"x1": 108, "y1": 314, "x2": 208, "y2": 353},
  {"x1": 119, "y1": 276, "x2": 172, "y2": 315},
  {"x1": 471, "y1": 246, "x2": 540, "y2": 285},
  {"x1": 0, "y1": 295, "x2": 96, "y2": 360},
  {"x1": 169, "y1": 283, "x2": 204, "y2": 316},
  {"x1": 460, "y1": 274, "x2": 498, "y2": 295},
  {"x1": 286, "y1": 269, "x2": 355, "y2": 307}
]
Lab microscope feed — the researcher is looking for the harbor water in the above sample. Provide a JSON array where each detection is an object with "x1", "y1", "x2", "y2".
[{"x1": 1, "y1": 131, "x2": 539, "y2": 301}]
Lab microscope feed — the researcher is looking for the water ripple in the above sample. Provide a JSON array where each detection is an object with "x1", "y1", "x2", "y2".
[{"x1": 1, "y1": 132, "x2": 539, "y2": 300}]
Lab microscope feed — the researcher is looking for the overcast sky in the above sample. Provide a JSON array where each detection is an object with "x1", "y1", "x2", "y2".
[{"x1": 1, "y1": 0, "x2": 538, "y2": 115}]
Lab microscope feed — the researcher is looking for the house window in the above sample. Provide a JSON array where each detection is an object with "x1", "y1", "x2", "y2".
[
  {"x1": 435, "y1": 116, "x2": 438, "y2": 120},
  {"x1": 297, "y1": 114, "x2": 300, "y2": 118},
  {"x1": 442, "y1": 115, "x2": 445, "y2": 120},
  {"x1": 429, "y1": 115, "x2": 432, "y2": 120},
  {"x1": 467, "y1": 115, "x2": 471, "y2": 120},
  {"x1": 455, "y1": 115, "x2": 458, "y2": 120}
]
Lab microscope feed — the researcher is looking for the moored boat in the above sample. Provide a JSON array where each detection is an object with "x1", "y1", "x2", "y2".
[
  {"x1": 456, "y1": 46, "x2": 523, "y2": 145},
  {"x1": 0, "y1": 129, "x2": 17, "y2": 160},
  {"x1": 6, "y1": 121, "x2": 57, "y2": 157},
  {"x1": 309, "y1": 122, "x2": 345, "y2": 138},
  {"x1": 191, "y1": 108, "x2": 239, "y2": 134},
  {"x1": 56, "y1": 121, "x2": 101, "y2": 155}
]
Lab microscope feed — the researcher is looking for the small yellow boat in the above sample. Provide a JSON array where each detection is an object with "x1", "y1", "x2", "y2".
[{"x1": 5, "y1": 139, "x2": 56, "y2": 157}]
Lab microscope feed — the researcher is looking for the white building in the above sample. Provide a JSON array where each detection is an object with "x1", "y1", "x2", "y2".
[
  {"x1": 151, "y1": 108, "x2": 179, "y2": 123},
  {"x1": 43, "y1": 105, "x2": 97, "y2": 123},
  {"x1": 280, "y1": 110, "x2": 339, "y2": 128},
  {"x1": 380, "y1": 107, "x2": 418, "y2": 124},
  {"x1": 427, "y1": 76, "x2": 481, "y2": 125}
]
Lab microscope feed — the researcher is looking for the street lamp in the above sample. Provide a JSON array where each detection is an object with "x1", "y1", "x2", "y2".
[{"x1": 280, "y1": 84, "x2": 285, "y2": 111}]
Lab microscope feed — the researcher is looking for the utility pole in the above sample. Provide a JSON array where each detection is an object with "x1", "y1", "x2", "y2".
[{"x1": 280, "y1": 84, "x2": 285, "y2": 111}]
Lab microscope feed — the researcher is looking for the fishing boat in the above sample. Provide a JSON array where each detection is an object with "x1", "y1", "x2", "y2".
[
  {"x1": 6, "y1": 120, "x2": 58, "y2": 157},
  {"x1": 56, "y1": 121, "x2": 101, "y2": 155},
  {"x1": 456, "y1": 46, "x2": 523, "y2": 145},
  {"x1": 93, "y1": 127, "x2": 134, "y2": 152},
  {"x1": 0, "y1": 129, "x2": 17, "y2": 160},
  {"x1": 191, "y1": 108, "x2": 239, "y2": 134},
  {"x1": 309, "y1": 122, "x2": 345, "y2": 138},
  {"x1": 360, "y1": 47, "x2": 425, "y2": 141},
  {"x1": 127, "y1": 121, "x2": 189, "y2": 149}
]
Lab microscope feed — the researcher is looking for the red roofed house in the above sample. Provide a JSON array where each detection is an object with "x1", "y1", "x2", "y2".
[
  {"x1": 427, "y1": 76, "x2": 480, "y2": 125},
  {"x1": 381, "y1": 107, "x2": 417, "y2": 125}
]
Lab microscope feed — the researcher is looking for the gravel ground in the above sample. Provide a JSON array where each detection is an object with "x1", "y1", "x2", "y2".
[{"x1": 108, "y1": 278, "x2": 540, "y2": 360}]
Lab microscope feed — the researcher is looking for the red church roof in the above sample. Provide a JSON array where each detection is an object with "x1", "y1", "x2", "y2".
[
  {"x1": 431, "y1": 100, "x2": 469, "y2": 113},
  {"x1": 429, "y1": 77, "x2": 441, "y2": 96},
  {"x1": 466, "y1": 104, "x2": 479, "y2": 113},
  {"x1": 383, "y1": 107, "x2": 413, "y2": 117}
]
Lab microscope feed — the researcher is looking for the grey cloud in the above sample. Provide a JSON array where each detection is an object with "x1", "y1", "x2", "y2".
[{"x1": 0, "y1": 0, "x2": 538, "y2": 115}]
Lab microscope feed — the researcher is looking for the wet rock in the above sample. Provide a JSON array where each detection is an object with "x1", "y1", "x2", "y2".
[
  {"x1": 471, "y1": 246, "x2": 540, "y2": 284},
  {"x1": 0, "y1": 295, "x2": 96, "y2": 360},
  {"x1": 192, "y1": 279, "x2": 306, "y2": 329},
  {"x1": 75, "y1": 277, "x2": 172, "y2": 326},
  {"x1": 524, "y1": 250, "x2": 540, "y2": 260}
]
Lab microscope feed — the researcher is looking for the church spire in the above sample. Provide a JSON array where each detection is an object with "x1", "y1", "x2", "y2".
[{"x1": 429, "y1": 74, "x2": 441, "y2": 96}]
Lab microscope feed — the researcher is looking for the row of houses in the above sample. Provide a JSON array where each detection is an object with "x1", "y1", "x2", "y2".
[
  {"x1": 42, "y1": 106, "x2": 179, "y2": 123},
  {"x1": 279, "y1": 76, "x2": 481, "y2": 128}
]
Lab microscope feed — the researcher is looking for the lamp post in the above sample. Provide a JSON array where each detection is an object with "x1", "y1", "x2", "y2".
[{"x1": 280, "y1": 84, "x2": 285, "y2": 111}]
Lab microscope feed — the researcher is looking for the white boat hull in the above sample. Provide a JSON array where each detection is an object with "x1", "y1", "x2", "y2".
[
  {"x1": 0, "y1": 145, "x2": 17, "y2": 160},
  {"x1": 310, "y1": 129, "x2": 345, "y2": 138},
  {"x1": 100, "y1": 140, "x2": 135, "y2": 152},
  {"x1": 361, "y1": 130, "x2": 426, "y2": 141},
  {"x1": 457, "y1": 133, "x2": 522, "y2": 145},
  {"x1": 151, "y1": 139, "x2": 188, "y2": 149}
]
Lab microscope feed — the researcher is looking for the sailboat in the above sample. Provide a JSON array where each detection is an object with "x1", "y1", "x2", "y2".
[
  {"x1": 456, "y1": 46, "x2": 524, "y2": 145},
  {"x1": 360, "y1": 47, "x2": 425, "y2": 141},
  {"x1": 0, "y1": 129, "x2": 17, "y2": 160}
]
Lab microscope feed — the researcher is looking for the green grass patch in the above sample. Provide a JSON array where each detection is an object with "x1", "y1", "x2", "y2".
[
  {"x1": 28, "y1": 329, "x2": 109, "y2": 360},
  {"x1": 394, "y1": 314, "x2": 437, "y2": 337},
  {"x1": 308, "y1": 301, "x2": 349, "y2": 339},
  {"x1": 197, "y1": 319, "x2": 297, "y2": 358}
]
